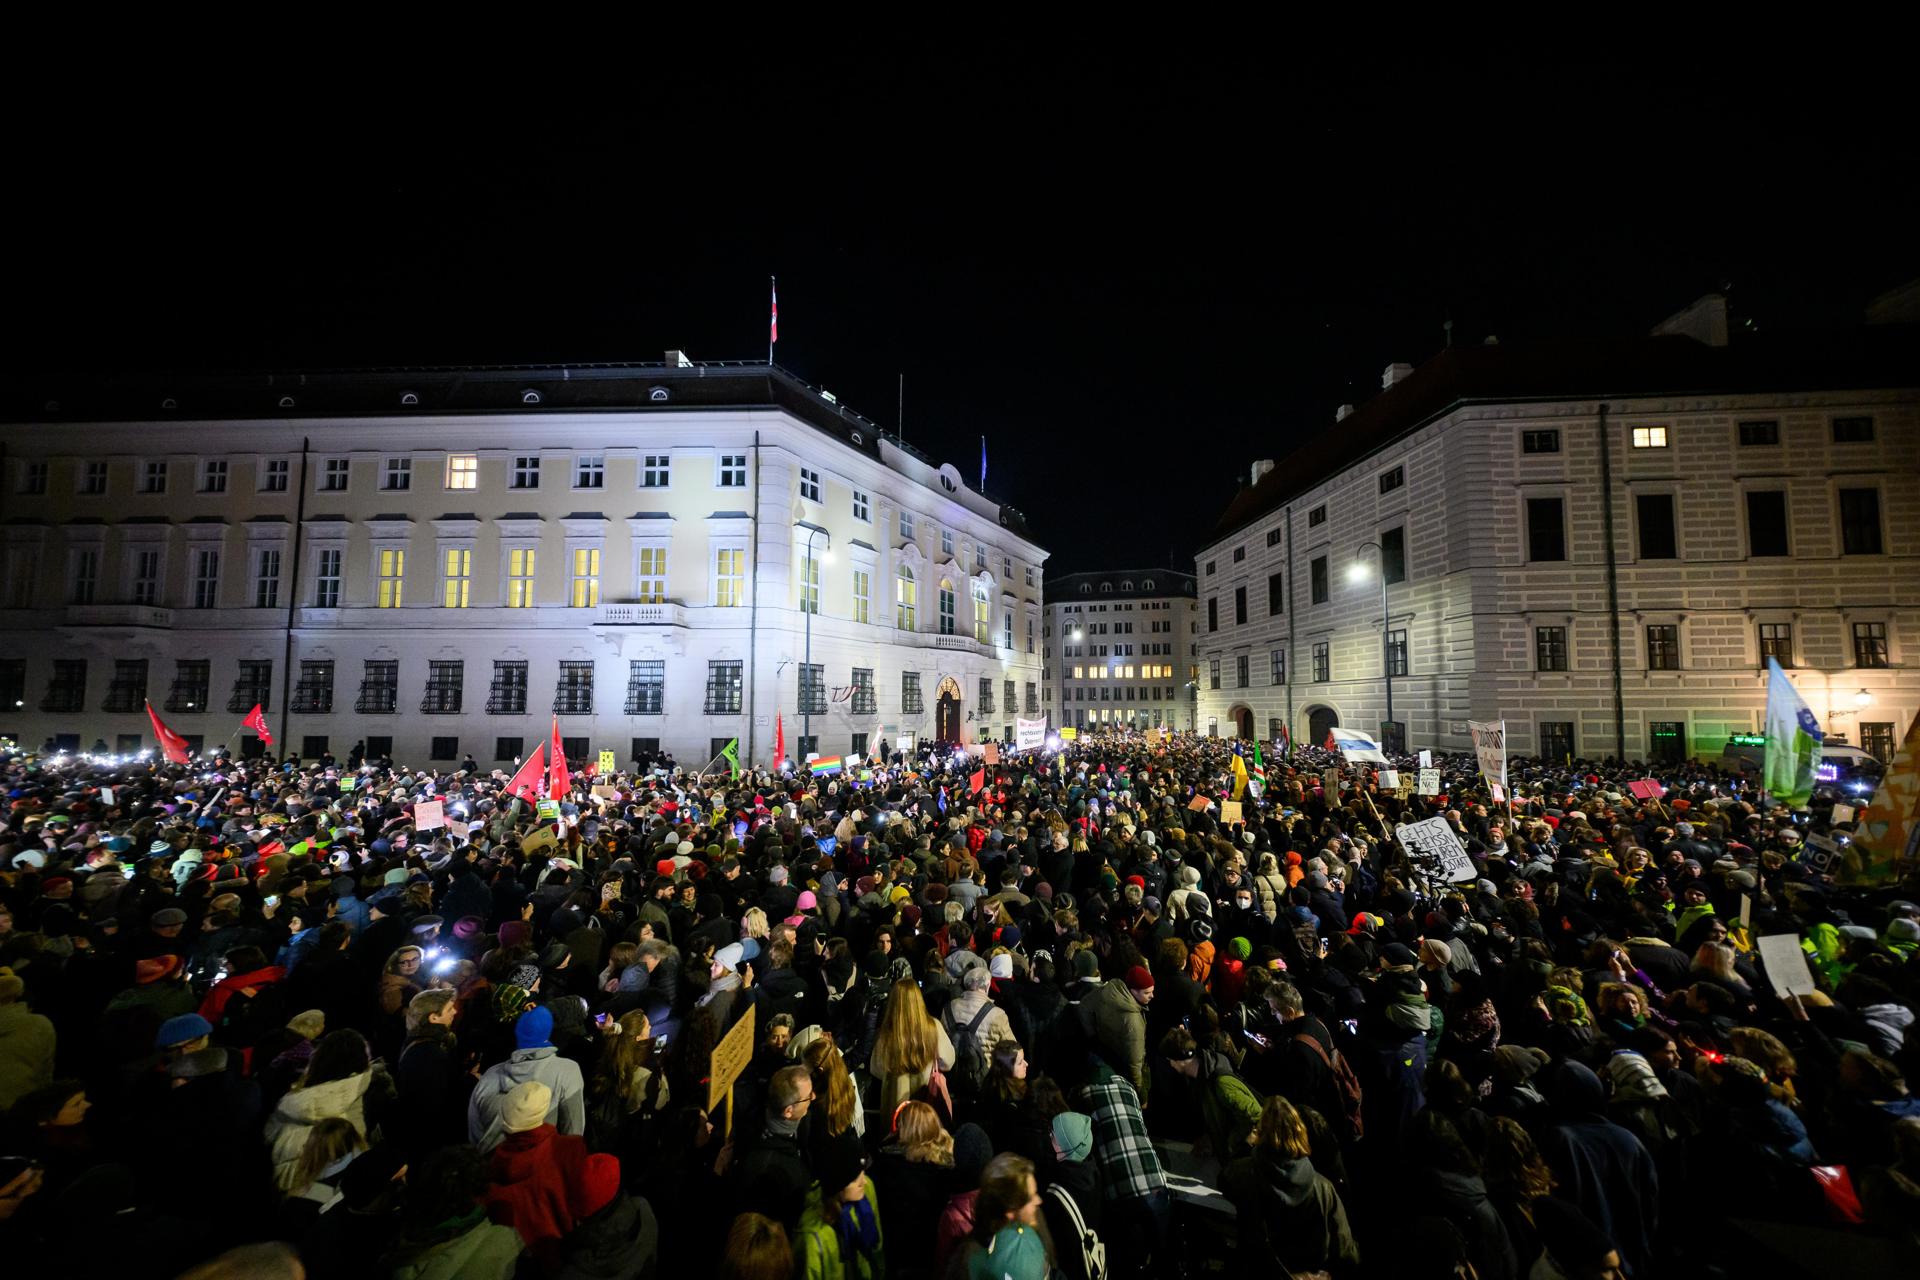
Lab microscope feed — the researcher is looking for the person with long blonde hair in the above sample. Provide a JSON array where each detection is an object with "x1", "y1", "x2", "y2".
[
  {"x1": 869, "y1": 978, "x2": 954, "y2": 1114},
  {"x1": 872, "y1": 1100, "x2": 955, "y2": 1280}
]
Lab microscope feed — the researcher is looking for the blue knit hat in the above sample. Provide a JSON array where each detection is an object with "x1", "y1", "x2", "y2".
[
  {"x1": 515, "y1": 1004, "x2": 555, "y2": 1050},
  {"x1": 156, "y1": 1013, "x2": 213, "y2": 1048}
]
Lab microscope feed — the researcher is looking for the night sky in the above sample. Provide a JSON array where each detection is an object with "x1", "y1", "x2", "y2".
[{"x1": 11, "y1": 54, "x2": 1915, "y2": 572}]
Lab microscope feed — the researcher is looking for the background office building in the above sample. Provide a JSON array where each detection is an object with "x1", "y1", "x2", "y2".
[
  {"x1": 1193, "y1": 292, "x2": 1920, "y2": 763},
  {"x1": 0, "y1": 357, "x2": 1047, "y2": 767},
  {"x1": 1044, "y1": 569, "x2": 1198, "y2": 732}
]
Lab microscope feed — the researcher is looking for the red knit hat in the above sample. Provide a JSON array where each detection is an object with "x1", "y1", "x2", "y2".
[
  {"x1": 1126, "y1": 875, "x2": 1146, "y2": 889},
  {"x1": 136, "y1": 955, "x2": 182, "y2": 985},
  {"x1": 571, "y1": 1152, "x2": 623, "y2": 1219},
  {"x1": 1125, "y1": 965, "x2": 1155, "y2": 993}
]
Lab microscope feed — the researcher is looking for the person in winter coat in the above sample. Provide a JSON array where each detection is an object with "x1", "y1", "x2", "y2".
[
  {"x1": 1407, "y1": 1110, "x2": 1519, "y2": 1280},
  {"x1": 394, "y1": 989, "x2": 473, "y2": 1161},
  {"x1": 870, "y1": 978, "x2": 956, "y2": 1114},
  {"x1": 794, "y1": 1144, "x2": 885, "y2": 1280},
  {"x1": 0, "y1": 966, "x2": 55, "y2": 1110},
  {"x1": 1040, "y1": 1112, "x2": 1104, "y2": 1280},
  {"x1": 469, "y1": 1005, "x2": 588, "y2": 1152},
  {"x1": 1220, "y1": 1096, "x2": 1360, "y2": 1278},
  {"x1": 264, "y1": 1029, "x2": 383, "y2": 1192},
  {"x1": 1160, "y1": 1026, "x2": 1262, "y2": 1158},
  {"x1": 386, "y1": 1145, "x2": 525, "y2": 1280},
  {"x1": 871, "y1": 1100, "x2": 959, "y2": 1280},
  {"x1": 1535, "y1": 1060, "x2": 1660, "y2": 1278},
  {"x1": 943, "y1": 963, "x2": 1016, "y2": 1080},
  {"x1": 482, "y1": 1079, "x2": 595, "y2": 1266},
  {"x1": 549, "y1": 1151, "x2": 659, "y2": 1280},
  {"x1": 1081, "y1": 966, "x2": 1153, "y2": 1097}
]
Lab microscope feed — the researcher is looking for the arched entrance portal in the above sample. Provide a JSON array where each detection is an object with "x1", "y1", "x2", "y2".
[
  {"x1": 1307, "y1": 705, "x2": 1340, "y2": 749},
  {"x1": 1228, "y1": 704, "x2": 1254, "y2": 739},
  {"x1": 935, "y1": 676, "x2": 963, "y2": 745}
]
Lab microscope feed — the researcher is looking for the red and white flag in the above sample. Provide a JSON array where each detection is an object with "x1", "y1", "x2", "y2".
[
  {"x1": 770, "y1": 276, "x2": 778, "y2": 345},
  {"x1": 505, "y1": 744, "x2": 547, "y2": 805},
  {"x1": 145, "y1": 700, "x2": 191, "y2": 764},
  {"x1": 773, "y1": 713, "x2": 786, "y2": 771},
  {"x1": 242, "y1": 703, "x2": 273, "y2": 747},
  {"x1": 547, "y1": 719, "x2": 570, "y2": 800}
]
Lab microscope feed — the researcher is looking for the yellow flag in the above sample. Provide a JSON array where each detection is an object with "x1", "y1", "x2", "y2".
[{"x1": 1231, "y1": 751, "x2": 1249, "y2": 800}]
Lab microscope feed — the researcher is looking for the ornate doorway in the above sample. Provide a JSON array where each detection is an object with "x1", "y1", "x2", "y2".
[{"x1": 935, "y1": 675, "x2": 963, "y2": 744}]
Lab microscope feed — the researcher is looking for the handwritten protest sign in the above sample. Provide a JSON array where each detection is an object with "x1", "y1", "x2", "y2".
[
  {"x1": 1470, "y1": 720, "x2": 1507, "y2": 792},
  {"x1": 1187, "y1": 794, "x2": 1213, "y2": 812},
  {"x1": 1418, "y1": 769, "x2": 1442, "y2": 796},
  {"x1": 708, "y1": 1006, "x2": 756, "y2": 1140},
  {"x1": 598, "y1": 750, "x2": 616, "y2": 775},
  {"x1": 1756, "y1": 933, "x2": 1817, "y2": 998},
  {"x1": 1221, "y1": 800, "x2": 1243, "y2": 825},
  {"x1": 1396, "y1": 817, "x2": 1476, "y2": 883},
  {"x1": 413, "y1": 800, "x2": 445, "y2": 830},
  {"x1": 1627, "y1": 779, "x2": 1664, "y2": 801}
]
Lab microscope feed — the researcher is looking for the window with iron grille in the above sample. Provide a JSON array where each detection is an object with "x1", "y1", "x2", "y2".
[
  {"x1": 797, "y1": 663, "x2": 825, "y2": 716},
  {"x1": 1758, "y1": 623, "x2": 1793, "y2": 667},
  {"x1": 1862, "y1": 722, "x2": 1896, "y2": 763},
  {"x1": 357, "y1": 660, "x2": 398, "y2": 714},
  {"x1": 706, "y1": 660, "x2": 743, "y2": 714},
  {"x1": 496, "y1": 736, "x2": 523, "y2": 761},
  {"x1": 1208, "y1": 657, "x2": 1221, "y2": 690},
  {"x1": 43, "y1": 659, "x2": 86, "y2": 712},
  {"x1": 1270, "y1": 649, "x2": 1286, "y2": 685},
  {"x1": 229, "y1": 660, "x2": 272, "y2": 713},
  {"x1": 1002, "y1": 678, "x2": 1016, "y2": 714},
  {"x1": 103, "y1": 659, "x2": 147, "y2": 712},
  {"x1": 979, "y1": 677, "x2": 995, "y2": 714},
  {"x1": 488, "y1": 661, "x2": 528, "y2": 714},
  {"x1": 1536, "y1": 626, "x2": 1569, "y2": 672},
  {"x1": 1312, "y1": 642, "x2": 1330, "y2": 683},
  {"x1": 1646, "y1": 625, "x2": 1679, "y2": 671},
  {"x1": 1235, "y1": 655, "x2": 1249, "y2": 687},
  {"x1": 554, "y1": 662, "x2": 594, "y2": 714},
  {"x1": 849, "y1": 732, "x2": 868, "y2": 758},
  {"x1": 625, "y1": 660, "x2": 664, "y2": 715},
  {"x1": 853, "y1": 670, "x2": 878, "y2": 716},
  {"x1": 1025, "y1": 682, "x2": 1038, "y2": 714},
  {"x1": 293, "y1": 661, "x2": 334, "y2": 713},
  {"x1": 902, "y1": 671, "x2": 923, "y2": 714},
  {"x1": 429, "y1": 736, "x2": 458, "y2": 760},
  {"x1": 167, "y1": 660, "x2": 208, "y2": 712},
  {"x1": 1540, "y1": 721, "x2": 1575, "y2": 761},
  {"x1": 1854, "y1": 622, "x2": 1890, "y2": 669},
  {"x1": 630, "y1": 737, "x2": 659, "y2": 762},
  {"x1": 1387, "y1": 628, "x2": 1408, "y2": 677},
  {"x1": 421, "y1": 661, "x2": 463, "y2": 714}
]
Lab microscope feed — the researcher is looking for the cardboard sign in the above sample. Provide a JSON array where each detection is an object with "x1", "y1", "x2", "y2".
[
  {"x1": 535, "y1": 798, "x2": 561, "y2": 822},
  {"x1": 1379, "y1": 769, "x2": 1401, "y2": 789},
  {"x1": 1418, "y1": 749, "x2": 1432, "y2": 769},
  {"x1": 413, "y1": 800, "x2": 445, "y2": 830},
  {"x1": 1627, "y1": 779, "x2": 1664, "y2": 801},
  {"x1": 1830, "y1": 803, "x2": 1856, "y2": 825},
  {"x1": 598, "y1": 750, "x2": 616, "y2": 775},
  {"x1": 591, "y1": 784, "x2": 620, "y2": 800},
  {"x1": 1418, "y1": 768, "x2": 1442, "y2": 796},
  {"x1": 1756, "y1": 932, "x2": 1817, "y2": 998},
  {"x1": 708, "y1": 1005, "x2": 757, "y2": 1141},
  {"x1": 447, "y1": 819, "x2": 470, "y2": 842},
  {"x1": 983, "y1": 743, "x2": 1001, "y2": 765},
  {"x1": 520, "y1": 826, "x2": 558, "y2": 855},
  {"x1": 1187, "y1": 794, "x2": 1213, "y2": 812},
  {"x1": 1396, "y1": 816, "x2": 1477, "y2": 883},
  {"x1": 1740, "y1": 892, "x2": 1753, "y2": 932},
  {"x1": 1469, "y1": 719, "x2": 1507, "y2": 791},
  {"x1": 1221, "y1": 800, "x2": 1244, "y2": 825}
]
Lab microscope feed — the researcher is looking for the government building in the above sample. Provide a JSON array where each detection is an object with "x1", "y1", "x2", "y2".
[
  {"x1": 1193, "y1": 291, "x2": 1920, "y2": 764},
  {"x1": 0, "y1": 357, "x2": 1048, "y2": 769},
  {"x1": 1042, "y1": 570, "x2": 1199, "y2": 732}
]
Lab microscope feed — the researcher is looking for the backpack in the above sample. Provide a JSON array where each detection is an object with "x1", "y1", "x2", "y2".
[
  {"x1": 1294, "y1": 1027, "x2": 1365, "y2": 1141},
  {"x1": 944, "y1": 1000, "x2": 996, "y2": 1096},
  {"x1": 1045, "y1": 1184, "x2": 1107, "y2": 1280}
]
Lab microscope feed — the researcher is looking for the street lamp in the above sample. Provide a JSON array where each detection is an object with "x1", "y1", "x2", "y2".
[
  {"x1": 1349, "y1": 541, "x2": 1395, "y2": 750},
  {"x1": 1855, "y1": 689, "x2": 1873, "y2": 708},
  {"x1": 801, "y1": 524, "x2": 833, "y2": 756}
]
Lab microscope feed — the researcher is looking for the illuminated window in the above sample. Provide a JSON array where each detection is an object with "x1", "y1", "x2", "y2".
[
  {"x1": 799, "y1": 548, "x2": 820, "y2": 614},
  {"x1": 896, "y1": 565, "x2": 917, "y2": 629},
  {"x1": 852, "y1": 569, "x2": 870, "y2": 624},
  {"x1": 1072, "y1": 666, "x2": 1084, "y2": 679},
  {"x1": 939, "y1": 580, "x2": 956, "y2": 634},
  {"x1": 376, "y1": 549, "x2": 404, "y2": 608},
  {"x1": 714, "y1": 548, "x2": 745, "y2": 607},
  {"x1": 442, "y1": 549, "x2": 471, "y2": 608},
  {"x1": 972, "y1": 581, "x2": 990, "y2": 644},
  {"x1": 446, "y1": 454, "x2": 478, "y2": 490},
  {"x1": 506, "y1": 548, "x2": 535, "y2": 608},
  {"x1": 636, "y1": 547, "x2": 667, "y2": 603},
  {"x1": 571, "y1": 548, "x2": 601, "y2": 608},
  {"x1": 1630, "y1": 426, "x2": 1668, "y2": 449}
]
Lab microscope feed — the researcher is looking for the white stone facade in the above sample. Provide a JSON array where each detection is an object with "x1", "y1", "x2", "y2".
[
  {"x1": 1043, "y1": 571, "x2": 1200, "y2": 732},
  {"x1": 1195, "y1": 376, "x2": 1920, "y2": 764},
  {"x1": 0, "y1": 367, "x2": 1047, "y2": 767}
]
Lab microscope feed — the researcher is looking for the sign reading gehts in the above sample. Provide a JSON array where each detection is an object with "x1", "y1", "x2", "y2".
[{"x1": 1396, "y1": 816, "x2": 1477, "y2": 883}]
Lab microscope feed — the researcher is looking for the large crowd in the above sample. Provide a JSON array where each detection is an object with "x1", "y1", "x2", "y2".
[{"x1": 1, "y1": 726, "x2": 1917, "y2": 1280}]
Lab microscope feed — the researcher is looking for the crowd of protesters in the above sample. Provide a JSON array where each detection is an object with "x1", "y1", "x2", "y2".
[{"x1": 1, "y1": 724, "x2": 1917, "y2": 1280}]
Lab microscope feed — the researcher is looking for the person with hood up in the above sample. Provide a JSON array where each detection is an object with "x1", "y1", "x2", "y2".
[
  {"x1": 481, "y1": 1079, "x2": 594, "y2": 1266},
  {"x1": 1040, "y1": 1111, "x2": 1104, "y2": 1280},
  {"x1": 469, "y1": 1004, "x2": 588, "y2": 1152},
  {"x1": 264, "y1": 1029, "x2": 382, "y2": 1192},
  {"x1": 1220, "y1": 1095, "x2": 1360, "y2": 1278},
  {"x1": 1406, "y1": 1110, "x2": 1519, "y2": 1280},
  {"x1": 1159, "y1": 1025, "x2": 1262, "y2": 1158},
  {"x1": 1536, "y1": 1060, "x2": 1659, "y2": 1278}
]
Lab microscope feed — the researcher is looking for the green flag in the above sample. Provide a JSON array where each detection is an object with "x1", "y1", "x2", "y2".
[
  {"x1": 720, "y1": 738, "x2": 742, "y2": 778},
  {"x1": 1762, "y1": 658, "x2": 1823, "y2": 809}
]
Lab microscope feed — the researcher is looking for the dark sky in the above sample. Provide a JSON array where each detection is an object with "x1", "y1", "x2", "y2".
[{"x1": 9, "y1": 52, "x2": 1915, "y2": 572}]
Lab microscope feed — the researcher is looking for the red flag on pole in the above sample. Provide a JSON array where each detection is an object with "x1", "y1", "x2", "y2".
[
  {"x1": 969, "y1": 768, "x2": 986, "y2": 795},
  {"x1": 242, "y1": 703, "x2": 273, "y2": 747},
  {"x1": 547, "y1": 719, "x2": 569, "y2": 800},
  {"x1": 505, "y1": 744, "x2": 547, "y2": 805},
  {"x1": 770, "y1": 277, "x2": 778, "y2": 346},
  {"x1": 145, "y1": 700, "x2": 191, "y2": 764},
  {"x1": 773, "y1": 713, "x2": 786, "y2": 771}
]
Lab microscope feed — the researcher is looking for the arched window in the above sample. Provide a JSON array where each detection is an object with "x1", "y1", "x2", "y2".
[
  {"x1": 521, "y1": 389, "x2": 542, "y2": 405},
  {"x1": 939, "y1": 578, "x2": 956, "y2": 635},
  {"x1": 972, "y1": 580, "x2": 991, "y2": 643},
  {"x1": 895, "y1": 564, "x2": 917, "y2": 630},
  {"x1": 1121, "y1": 580, "x2": 1134, "y2": 591},
  {"x1": 1100, "y1": 582, "x2": 1112, "y2": 593},
  {"x1": 400, "y1": 391, "x2": 419, "y2": 406},
  {"x1": 1144, "y1": 578, "x2": 1155, "y2": 590},
  {"x1": 1079, "y1": 583, "x2": 1091, "y2": 595}
]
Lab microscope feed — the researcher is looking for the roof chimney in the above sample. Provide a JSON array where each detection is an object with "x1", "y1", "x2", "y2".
[
  {"x1": 1251, "y1": 459, "x2": 1276, "y2": 486},
  {"x1": 1334, "y1": 404, "x2": 1354, "y2": 423},
  {"x1": 665, "y1": 349, "x2": 694, "y2": 367},
  {"x1": 1382, "y1": 362, "x2": 1415, "y2": 389},
  {"x1": 1650, "y1": 294, "x2": 1729, "y2": 347}
]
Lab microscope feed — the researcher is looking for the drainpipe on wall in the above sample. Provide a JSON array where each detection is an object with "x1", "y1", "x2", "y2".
[
  {"x1": 1285, "y1": 504, "x2": 1297, "y2": 741},
  {"x1": 747, "y1": 429, "x2": 761, "y2": 768},
  {"x1": 277, "y1": 437, "x2": 310, "y2": 758},
  {"x1": 1596, "y1": 403, "x2": 1627, "y2": 757}
]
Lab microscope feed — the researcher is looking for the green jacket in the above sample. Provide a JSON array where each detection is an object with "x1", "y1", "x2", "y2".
[
  {"x1": 795, "y1": 1177, "x2": 885, "y2": 1280},
  {"x1": 1197, "y1": 1051, "x2": 1263, "y2": 1156},
  {"x1": 389, "y1": 1218, "x2": 523, "y2": 1280}
]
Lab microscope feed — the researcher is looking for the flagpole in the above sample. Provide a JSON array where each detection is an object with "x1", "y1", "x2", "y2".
[{"x1": 769, "y1": 275, "x2": 776, "y2": 367}]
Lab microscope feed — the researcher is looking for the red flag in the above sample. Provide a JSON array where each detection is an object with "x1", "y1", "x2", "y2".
[
  {"x1": 547, "y1": 719, "x2": 569, "y2": 800},
  {"x1": 969, "y1": 768, "x2": 985, "y2": 794},
  {"x1": 1324, "y1": 729, "x2": 1336, "y2": 750},
  {"x1": 242, "y1": 703, "x2": 273, "y2": 747},
  {"x1": 145, "y1": 700, "x2": 191, "y2": 764},
  {"x1": 773, "y1": 713, "x2": 786, "y2": 771},
  {"x1": 505, "y1": 744, "x2": 547, "y2": 805},
  {"x1": 770, "y1": 276, "x2": 778, "y2": 345}
]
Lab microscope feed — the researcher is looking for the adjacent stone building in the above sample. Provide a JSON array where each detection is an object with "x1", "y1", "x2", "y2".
[{"x1": 1043, "y1": 569, "x2": 1199, "y2": 732}]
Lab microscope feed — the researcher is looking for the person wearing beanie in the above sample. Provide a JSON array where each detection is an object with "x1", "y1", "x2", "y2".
[
  {"x1": 795, "y1": 1143, "x2": 884, "y2": 1280},
  {"x1": 1081, "y1": 962, "x2": 1153, "y2": 1097},
  {"x1": 481, "y1": 1079, "x2": 595, "y2": 1267},
  {"x1": 549, "y1": 1150, "x2": 659, "y2": 1280},
  {"x1": 469, "y1": 1006, "x2": 587, "y2": 1153}
]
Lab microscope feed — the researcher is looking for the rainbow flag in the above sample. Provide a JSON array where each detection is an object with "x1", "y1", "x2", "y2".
[{"x1": 809, "y1": 756, "x2": 844, "y2": 776}]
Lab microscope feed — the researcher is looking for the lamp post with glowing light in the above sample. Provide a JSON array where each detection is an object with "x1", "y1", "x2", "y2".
[
  {"x1": 1349, "y1": 542, "x2": 1396, "y2": 751},
  {"x1": 801, "y1": 525, "x2": 833, "y2": 755}
]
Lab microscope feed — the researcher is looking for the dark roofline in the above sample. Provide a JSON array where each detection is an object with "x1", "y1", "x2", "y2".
[{"x1": 1045, "y1": 568, "x2": 1197, "y2": 601}]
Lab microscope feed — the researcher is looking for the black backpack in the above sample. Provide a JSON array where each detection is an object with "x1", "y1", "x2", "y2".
[{"x1": 944, "y1": 1001, "x2": 996, "y2": 1096}]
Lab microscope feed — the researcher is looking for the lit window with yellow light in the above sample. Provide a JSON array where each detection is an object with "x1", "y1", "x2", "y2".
[
  {"x1": 376, "y1": 549, "x2": 405, "y2": 608},
  {"x1": 446, "y1": 454, "x2": 478, "y2": 490},
  {"x1": 571, "y1": 547, "x2": 600, "y2": 608},
  {"x1": 715, "y1": 548, "x2": 745, "y2": 607},
  {"x1": 507, "y1": 548, "x2": 536, "y2": 608},
  {"x1": 442, "y1": 548, "x2": 470, "y2": 608}
]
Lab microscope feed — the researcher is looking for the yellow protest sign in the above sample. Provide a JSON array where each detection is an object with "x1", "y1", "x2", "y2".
[
  {"x1": 598, "y1": 750, "x2": 616, "y2": 775},
  {"x1": 708, "y1": 1005, "x2": 757, "y2": 1140},
  {"x1": 520, "y1": 826, "x2": 558, "y2": 855},
  {"x1": 1059, "y1": 727, "x2": 1078, "y2": 740},
  {"x1": 1221, "y1": 800, "x2": 1243, "y2": 825}
]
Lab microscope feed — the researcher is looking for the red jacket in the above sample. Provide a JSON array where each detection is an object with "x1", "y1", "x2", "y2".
[
  {"x1": 483, "y1": 1124, "x2": 590, "y2": 1263},
  {"x1": 197, "y1": 965, "x2": 288, "y2": 1027}
]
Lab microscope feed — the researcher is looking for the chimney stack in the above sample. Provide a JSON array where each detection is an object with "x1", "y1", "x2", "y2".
[
  {"x1": 1382, "y1": 362, "x2": 1415, "y2": 389},
  {"x1": 1250, "y1": 459, "x2": 1276, "y2": 485},
  {"x1": 1334, "y1": 404, "x2": 1354, "y2": 423}
]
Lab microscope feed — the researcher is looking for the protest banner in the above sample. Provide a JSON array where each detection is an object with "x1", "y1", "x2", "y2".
[
  {"x1": 1627, "y1": 779, "x2": 1664, "y2": 801},
  {"x1": 1187, "y1": 794, "x2": 1213, "y2": 812},
  {"x1": 1804, "y1": 832, "x2": 1843, "y2": 875},
  {"x1": 1379, "y1": 769, "x2": 1400, "y2": 789},
  {"x1": 983, "y1": 743, "x2": 1000, "y2": 765},
  {"x1": 1016, "y1": 718, "x2": 1046, "y2": 751},
  {"x1": 413, "y1": 799, "x2": 445, "y2": 831},
  {"x1": 1469, "y1": 720, "x2": 1507, "y2": 791},
  {"x1": 708, "y1": 1006, "x2": 756, "y2": 1141},
  {"x1": 1418, "y1": 768, "x2": 1442, "y2": 796},
  {"x1": 1395, "y1": 816, "x2": 1476, "y2": 883},
  {"x1": 1756, "y1": 933, "x2": 1817, "y2": 998},
  {"x1": 598, "y1": 750, "x2": 616, "y2": 775}
]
